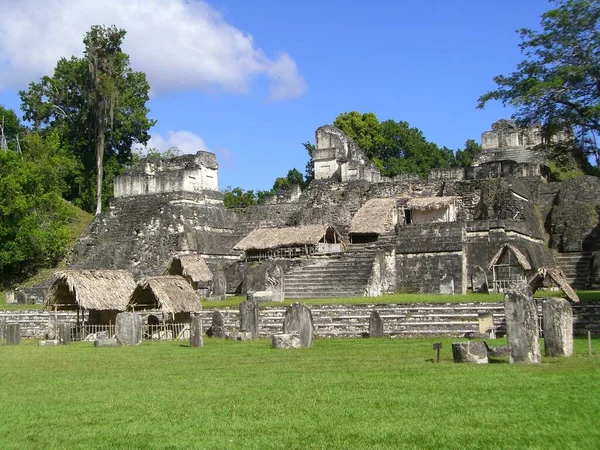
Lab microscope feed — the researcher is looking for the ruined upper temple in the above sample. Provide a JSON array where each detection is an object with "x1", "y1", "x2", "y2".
[
  {"x1": 313, "y1": 125, "x2": 386, "y2": 183},
  {"x1": 114, "y1": 151, "x2": 219, "y2": 198},
  {"x1": 474, "y1": 119, "x2": 555, "y2": 166}
]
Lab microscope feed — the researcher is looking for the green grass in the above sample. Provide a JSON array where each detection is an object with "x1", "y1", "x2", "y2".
[
  {"x1": 0, "y1": 338, "x2": 599, "y2": 449},
  {"x1": 203, "y1": 291, "x2": 600, "y2": 309}
]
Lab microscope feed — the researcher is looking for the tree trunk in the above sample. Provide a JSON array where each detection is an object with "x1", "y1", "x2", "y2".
[{"x1": 95, "y1": 111, "x2": 105, "y2": 216}]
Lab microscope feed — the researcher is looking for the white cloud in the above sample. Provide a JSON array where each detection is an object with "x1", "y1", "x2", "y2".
[
  {"x1": 141, "y1": 130, "x2": 208, "y2": 155},
  {"x1": 0, "y1": 0, "x2": 307, "y2": 100}
]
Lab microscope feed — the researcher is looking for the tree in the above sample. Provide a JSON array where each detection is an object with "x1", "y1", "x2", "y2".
[
  {"x1": 20, "y1": 26, "x2": 155, "y2": 213},
  {"x1": 0, "y1": 133, "x2": 79, "y2": 285},
  {"x1": 333, "y1": 112, "x2": 459, "y2": 177},
  {"x1": 477, "y1": 0, "x2": 600, "y2": 167},
  {"x1": 455, "y1": 139, "x2": 482, "y2": 168},
  {"x1": 302, "y1": 141, "x2": 315, "y2": 185},
  {"x1": 0, "y1": 105, "x2": 24, "y2": 152}
]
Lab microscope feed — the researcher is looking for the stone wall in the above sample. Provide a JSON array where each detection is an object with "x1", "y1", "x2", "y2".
[
  {"x1": 114, "y1": 151, "x2": 218, "y2": 197},
  {"x1": 4, "y1": 301, "x2": 599, "y2": 339}
]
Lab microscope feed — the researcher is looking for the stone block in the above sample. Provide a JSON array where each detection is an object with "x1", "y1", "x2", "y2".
[
  {"x1": 452, "y1": 341, "x2": 490, "y2": 364},
  {"x1": 488, "y1": 346, "x2": 509, "y2": 357},
  {"x1": 4, "y1": 290, "x2": 16, "y2": 304},
  {"x1": 478, "y1": 313, "x2": 495, "y2": 335},
  {"x1": 0, "y1": 317, "x2": 6, "y2": 345},
  {"x1": 283, "y1": 303, "x2": 314, "y2": 348},
  {"x1": 190, "y1": 316, "x2": 203, "y2": 348},
  {"x1": 225, "y1": 332, "x2": 253, "y2": 341},
  {"x1": 94, "y1": 338, "x2": 118, "y2": 347},
  {"x1": 471, "y1": 266, "x2": 489, "y2": 293},
  {"x1": 272, "y1": 333, "x2": 301, "y2": 349},
  {"x1": 369, "y1": 311, "x2": 384, "y2": 338},
  {"x1": 247, "y1": 290, "x2": 274, "y2": 303},
  {"x1": 542, "y1": 297, "x2": 573, "y2": 357},
  {"x1": 211, "y1": 269, "x2": 227, "y2": 301},
  {"x1": 211, "y1": 310, "x2": 225, "y2": 338},
  {"x1": 115, "y1": 312, "x2": 142, "y2": 346},
  {"x1": 239, "y1": 300, "x2": 259, "y2": 340},
  {"x1": 58, "y1": 322, "x2": 71, "y2": 345},
  {"x1": 6, "y1": 323, "x2": 20, "y2": 345},
  {"x1": 38, "y1": 340, "x2": 59, "y2": 346},
  {"x1": 504, "y1": 287, "x2": 541, "y2": 364}
]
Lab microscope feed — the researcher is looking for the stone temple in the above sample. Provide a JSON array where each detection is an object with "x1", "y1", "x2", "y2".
[{"x1": 37, "y1": 120, "x2": 600, "y2": 300}]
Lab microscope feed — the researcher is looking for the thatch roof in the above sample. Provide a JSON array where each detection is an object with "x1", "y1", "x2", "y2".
[
  {"x1": 129, "y1": 276, "x2": 202, "y2": 314},
  {"x1": 234, "y1": 224, "x2": 342, "y2": 251},
  {"x1": 350, "y1": 198, "x2": 397, "y2": 234},
  {"x1": 487, "y1": 244, "x2": 532, "y2": 271},
  {"x1": 45, "y1": 270, "x2": 136, "y2": 311},
  {"x1": 165, "y1": 254, "x2": 213, "y2": 285},
  {"x1": 405, "y1": 196, "x2": 457, "y2": 211},
  {"x1": 528, "y1": 267, "x2": 579, "y2": 303}
]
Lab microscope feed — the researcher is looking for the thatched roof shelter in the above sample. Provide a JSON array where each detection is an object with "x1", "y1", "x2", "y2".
[
  {"x1": 165, "y1": 254, "x2": 212, "y2": 289},
  {"x1": 234, "y1": 224, "x2": 343, "y2": 251},
  {"x1": 350, "y1": 198, "x2": 398, "y2": 234},
  {"x1": 129, "y1": 276, "x2": 202, "y2": 314},
  {"x1": 487, "y1": 244, "x2": 532, "y2": 271},
  {"x1": 45, "y1": 270, "x2": 136, "y2": 311},
  {"x1": 405, "y1": 196, "x2": 457, "y2": 211},
  {"x1": 529, "y1": 267, "x2": 579, "y2": 303}
]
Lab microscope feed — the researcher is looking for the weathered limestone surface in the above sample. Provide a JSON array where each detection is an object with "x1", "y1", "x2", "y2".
[
  {"x1": 471, "y1": 266, "x2": 488, "y2": 293},
  {"x1": 542, "y1": 297, "x2": 573, "y2": 357},
  {"x1": 211, "y1": 310, "x2": 225, "y2": 338},
  {"x1": 0, "y1": 317, "x2": 6, "y2": 345},
  {"x1": 478, "y1": 312, "x2": 495, "y2": 337},
  {"x1": 58, "y1": 322, "x2": 71, "y2": 345},
  {"x1": 272, "y1": 332, "x2": 301, "y2": 349},
  {"x1": 94, "y1": 338, "x2": 118, "y2": 347},
  {"x1": 210, "y1": 269, "x2": 227, "y2": 301},
  {"x1": 489, "y1": 345, "x2": 509, "y2": 357},
  {"x1": 239, "y1": 300, "x2": 259, "y2": 340},
  {"x1": 452, "y1": 341, "x2": 490, "y2": 364},
  {"x1": 247, "y1": 291, "x2": 274, "y2": 303},
  {"x1": 190, "y1": 316, "x2": 203, "y2": 348},
  {"x1": 115, "y1": 312, "x2": 142, "y2": 346},
  {"x1": 38, "y1": 339, "x2": 59, "y2": 346},
  {"x1": 283, "y1": 303, "x2": 314, "y2": 348},
  {"x1": 504, "y1": 287, "x2": 541, "y2": 364},
  {"x1": 369, "y1": 311, "x2": 384, "y2": 338},
  {"x1": 226, "y1": 331, "x2": 253, "y2": 341},
  {"x1": 7, "y1": 323, "x2": 20, "y2": 345}
]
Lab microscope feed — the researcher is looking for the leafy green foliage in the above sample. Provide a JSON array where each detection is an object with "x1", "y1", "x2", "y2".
[
  {"x1": 19, "y1": 26, "x2": 155, "y2": 213},
  {"x1": 223, "y1": 168, "x2": 305, "y2": 209},
  {"x1": 333, "y1": 112, "x2": 461, "y2": 177},
  {"x1": 0, "y1": 134, "x2": 80, "y2": 284},
  {"x1": 455, "y1": 139, "x2": 482, "y2": 168},
  {"x1": 478, "y1": 0, "x2": 600, "y2": 167}
]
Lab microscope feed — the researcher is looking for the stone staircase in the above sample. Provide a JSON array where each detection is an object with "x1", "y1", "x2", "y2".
[
  {"x1": 284, "y1": 251, "x2": 377, "y2": 299},
  {"x1": 555, "y1": 252, "x2": 593, "y2": 290}
]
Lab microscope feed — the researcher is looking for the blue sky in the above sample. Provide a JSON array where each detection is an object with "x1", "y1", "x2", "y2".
[{"x1": 0, "y1": 0, "x2": 552, "y2": 191}]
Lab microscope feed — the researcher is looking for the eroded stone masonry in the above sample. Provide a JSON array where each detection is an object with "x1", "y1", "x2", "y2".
[{"x1": 20, "y1": 120, "x2": 600, "y2": 302}]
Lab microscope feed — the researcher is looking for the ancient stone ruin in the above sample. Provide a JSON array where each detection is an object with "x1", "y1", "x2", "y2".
[
  {"x1": 504, "y1": 287, "x2": 542, "y2": 364},
  {"x1": 14, "y1": 118, "x2": 600, "y2": 335}
]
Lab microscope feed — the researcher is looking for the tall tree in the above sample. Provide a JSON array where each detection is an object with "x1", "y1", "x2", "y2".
[
  {"x1": 20, "y1": 26, "x2": 155, "y2": 213},
  {"x1": 477, "y1": 0, "x2": 600, "y2": 167}
]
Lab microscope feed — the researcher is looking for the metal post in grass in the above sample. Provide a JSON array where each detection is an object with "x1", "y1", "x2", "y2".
[{"x1": 433, "y1": 342, "x2": 442, "y2": 363}]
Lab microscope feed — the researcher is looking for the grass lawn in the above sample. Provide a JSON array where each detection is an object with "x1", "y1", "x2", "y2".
[{"x1": 1, "y1": 338, "x2": 599, "y2": 449}]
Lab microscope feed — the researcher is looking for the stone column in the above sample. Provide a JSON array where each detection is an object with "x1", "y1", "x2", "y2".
[
  {"x1": 58, "y1": 322, "x2": 71, "y2": 345},
  {"x1": 190, "y1": 316, "x2": 203, "y2": 348},
  {"x1": 0, "y1": 317, "x2": 6, "y2": 345},
  {"x1": 542, "y1": 297, "x2": 573, "y2": 357},
  {"x1": 239, "y1": 300, "x2": 259, "y2": 339},
  {"x1": 7, "y1": 323, "x2": 21, "y2": 345},
  {"x1": 115, "y1": 312, "x2": 143, "y2": 346},
  {"x1": 283, "y1": 303, "x2": 314, "y2": 348},
  {"x1": 211, "y1": 310, "x2": 225, "y2": 338},
  {"x1": 504, "y1": 287, "x2": 541, "y2": 364},
  {"x1": 369, "y1": 311, "x2": 383, "y2": 338}
]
